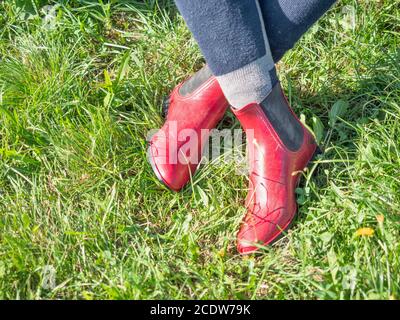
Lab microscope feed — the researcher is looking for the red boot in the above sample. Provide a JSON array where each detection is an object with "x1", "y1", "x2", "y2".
[
  {"x1": 149, "y1": 66, "x2": 229, "y2": 191},
  {"x1": 233, "y1": 83, "x2": 319, "y2": 254}
]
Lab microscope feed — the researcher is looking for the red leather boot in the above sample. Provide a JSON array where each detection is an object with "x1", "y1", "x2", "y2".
[
  {"x1": 233, "y1": 83, "x2": 319, "y2": 254},
  {"x1": 149, "y1": 66, "x2": 229, "y2": 191}
]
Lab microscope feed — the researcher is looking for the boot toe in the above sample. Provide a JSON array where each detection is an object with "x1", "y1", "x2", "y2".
[
  {"x1": 237, "y1": 213, "x2": 292, "y2": 254},
  {"x1": 237, "y1": 224, "x2": 271, "y2": 254},
  {"x1": 148, "y1": 144, "x2": 185, "y2": 192}
]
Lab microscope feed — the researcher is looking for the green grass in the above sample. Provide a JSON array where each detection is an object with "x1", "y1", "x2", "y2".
[{"x1": 0, "y1": 0, "x2": 399, "y2": 299}]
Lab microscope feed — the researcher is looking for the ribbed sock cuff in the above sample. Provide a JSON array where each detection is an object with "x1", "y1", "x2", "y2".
[{"x1": 217, "y1": 57, "x2": 277, "y2": 108}]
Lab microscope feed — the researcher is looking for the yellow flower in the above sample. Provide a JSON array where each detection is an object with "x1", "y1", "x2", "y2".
[
  {"x1": 355, "y1": 227, "x2": 374, "y2": 237},
  {"x1": 217, "y1": 248, "x2": 225, "y2": 258}
]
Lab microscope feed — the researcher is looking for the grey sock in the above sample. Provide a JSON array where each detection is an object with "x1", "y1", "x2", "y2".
[
  {"x1": 179, "y1": 65, "x2": 213, "y2": 96},
  {"x1": 216, "y1": 0, "x2": 277, "y2": 109}
]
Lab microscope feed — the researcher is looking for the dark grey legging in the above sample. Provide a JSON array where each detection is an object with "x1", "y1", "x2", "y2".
[
  {"x1": 175, "y1": 0, "x2": 337, "y2": 75},
  {"x1": 261, "y1": 0, "x2": 337, "y2": 62}
]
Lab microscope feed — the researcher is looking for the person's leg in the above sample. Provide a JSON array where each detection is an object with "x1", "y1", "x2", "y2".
[
  {"x1": 260, "y1": 0, "x2": 337, "y2": 62},
  {"x1": 181, "y1": 0, "x2": 336, "y2": 84},
  {"x1": 150, "y1": 1, "x2": 336, "y2": 243},
  {"x1": 174, "y1": 0, "x2": 277, "y2": 108},
  {"x1": 171, "y1": 0, "x2": 329, "y2": 254}
]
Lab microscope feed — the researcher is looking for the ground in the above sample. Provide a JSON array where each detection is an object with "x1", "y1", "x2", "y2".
[{"x1": 0, "y1": 0, "x2": 399, "y2": 299}]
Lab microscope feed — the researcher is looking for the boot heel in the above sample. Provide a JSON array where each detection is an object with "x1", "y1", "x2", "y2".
[
  {"x1": 311, "y1": 145, "x2": 323, "y2": 162},
  {"x1": 162, "y1": 96, "x2": 170, "y2": 118}
]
